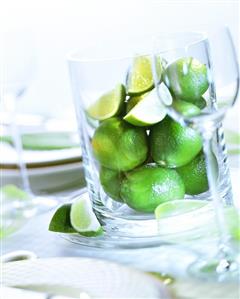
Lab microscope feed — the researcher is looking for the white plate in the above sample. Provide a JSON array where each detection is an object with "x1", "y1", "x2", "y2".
[
  {"x1": 1, "y1": 162, "x2": 85, "y2": 192},
  {"x1": 2, "y1": 257, "x2": 171, "y2": 299},
  {"x1": 0, "y1": 143, "x2": 81, "y2": 167}
]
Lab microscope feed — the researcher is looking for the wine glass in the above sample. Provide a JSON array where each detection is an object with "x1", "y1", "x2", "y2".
[
  {"x1": 0, "y1": 30, "x2": 57, "y2": 237},
  {"x1": 151, "y1": 28, "x2": 239, "y2": 280}
]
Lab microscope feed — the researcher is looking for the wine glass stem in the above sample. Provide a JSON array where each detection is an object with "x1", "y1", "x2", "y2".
[
  {"x1": 7, "y1": 94, "x2": 32, "y2": 195},
  {"x1": 201, "y1": 130, "x2": 231, "y2": 258}
]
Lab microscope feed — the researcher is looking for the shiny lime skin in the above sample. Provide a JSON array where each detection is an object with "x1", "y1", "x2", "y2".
[
  {"x1": 172, "y1": 99, "x2": 201, "y2": 117},
  {"x1": 163, "y1": 57, "x2": 209, "y2": 102},
  {"x1": 177, "y1": 151, "x2": 218, "y2": 195},
  {"x1": 150, "y1": 116, "x2": 202, "y2": 168},
  {"x1": 120, "y1": 164, "x2": 185, "y2": 213},
  {"x1": 100, "y1": 167, "x2": 124, "y2": 202},
  {"x1": 92, "y1": 118, "x2": 148, "y2": 171}
]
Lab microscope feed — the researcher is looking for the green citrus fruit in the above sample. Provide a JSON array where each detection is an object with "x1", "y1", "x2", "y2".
[
  {"x1": 92, "y1": 118, "x2": 148, "y2": 171},
  {"x1": 175, "y1": 96, "x2": 207, "y2": 110},
  {"x1": 70, "y1": 194, "x2": 103, "y2": 236},
  {"x1": 120, "y1": 164, "x2": 185, "y2": 213},
  {"x1": 126, "y1": 56, "x2": 162, "y2": 95},
  {"x1": 100, "y1": 167, "x2": 124, "y2": 202},
  {"x1": 155, "y1": 199, "x2": 208, "y2": 219},
  {"x1": 172, "y1": 99, "x2": 201, "y2": 117},
  {"x1": 126, "y1": 93, "x2": 147, "y2": 113},
  {"x1": 87, "y1": 84, "x2": 126, "y2": 120},
  {"x1": 177, "y1": 151, "x2": 218, "y2": 195},
  {"x1": 124, "y1": 87, "x2": 168, "y2": 126},
  {"x1": 150, "y1": 116, "x2": 202, "y2": 168},
  {"x1": 163, "y1": 57, "x2": 209, "y2": 102}
]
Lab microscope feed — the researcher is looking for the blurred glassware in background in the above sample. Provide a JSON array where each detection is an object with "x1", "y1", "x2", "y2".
[
  {"x1": 151, "y1": 27, "x2": 239, "y2": 280},
  {"x1": 0, "y1": 30, "x2": 57, "y2": 238}
]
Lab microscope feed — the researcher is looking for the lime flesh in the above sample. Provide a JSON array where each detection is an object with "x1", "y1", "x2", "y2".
[
  {"x1": 155, "y1": 199, "x2": 208, "y2": 219},
  {"x1": 127, "y1": 56, "x2": 162, "y2": 95},
  {"x1": 87, "y1": 84, "x2": 125, "y2": 120},
  {"x1": 70, "y1": 194, "x2": 102, "y2": 235},
  {"x1": 124, "y1": 83, "x2": 172, "y2": 126}
]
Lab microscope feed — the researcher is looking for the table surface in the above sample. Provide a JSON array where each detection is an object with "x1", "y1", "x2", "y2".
[{"x1": 2, "y1": 157, "x2": 240, "y2": 299}]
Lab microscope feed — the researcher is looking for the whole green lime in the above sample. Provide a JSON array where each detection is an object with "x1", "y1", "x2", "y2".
[
  {"x1": 92, "y1": 118, "x2": 148, "y2": 171},
  {"x1": 163, "y1": 57, "x2": 209, "y2": 102},
  {"x1": 120, "y1": 164, "x2": 185, "y2": 213},
  {"x1": 172, "y1": 99, "x2": 201, "y2": 117},
  {"x1": 177, "y1": 151, "x2": 218, "y2": 195},
  {"x1": 100, "y1": 167, "x2": 124, "y2": 202},
  {"x1": 174, "y1": 96, "x2": 207, "y2": 110},
  {"x1": 150, "y1": 116, "x2": 202, "y2": 168}
]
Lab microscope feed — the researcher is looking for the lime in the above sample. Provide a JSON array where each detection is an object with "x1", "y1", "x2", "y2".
[
  {"x1": 127, "y1": 56, "x2": 162, "y2": 95},
  {"x1": 120, "y1": 164, "x2": 185, "y2": 213},
  {"x1": 163, "y1": 57, "x2": 209, "y2": 102},
  {"x1": 92, "y1": 117, "x2": 148, "y2": 171},
  {"x1": 177, "y1": 151, "x2": 218, "y2": 195},
  {"x1": 124, "y1": 87, "x2": 168, "y2": 126},
  {"x1": 100, "y1": 167, "x2": 124, "y2": 202},
  {"x1": 49, "y1": 204, "x2": 76, "y2": 233},
  {"x1": 195, "y1": 97, "x2": 207, "y2": 110},
  {"x1": 87, "y1": 84, "x2": 126, "y2": 120},
  {"x1": 126, "y1": 93, "x2": 148, "y2": 113},
  {"x1": 155, "y1": 199, "x2": 208, "y2": 219},
  {"x1": 172, "y1": 99, "x2": 201, "y2": 117},
  {"x1": 173, "y1": 97, "x2": 207, "y2": 111},
  {"x1": 70, "y1": 194, "x2": 103, "y2": 236},
  {"x1": 150, "y1": 115, "x2": 202, "y2": 168}
]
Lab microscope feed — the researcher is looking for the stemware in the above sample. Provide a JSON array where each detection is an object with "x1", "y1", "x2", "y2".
[
  {"x1": 67, "y1": 30, "x2": 238, "y2": 254},
  {"x1": 0, "y1": 30, "x2": 57, "y2": 237},
  {"x1": 151, "y1": 28, "x2": 239, "y2": 280}
]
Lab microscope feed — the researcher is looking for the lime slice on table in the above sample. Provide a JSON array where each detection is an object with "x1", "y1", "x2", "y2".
[
  {"x1": 155, "y1": 200, "x2": 240, "y2": 242},
  {"x1": 126, "y1": 56, "x2": 162, "y2": 95},
  {"x1": 70, "y1": 193, "x2": 103, "y2": 236},
  {"x1": 155, "y1": 200, "x2": 209, "y2": 219},
  {"x1": 124, "y1": 83, "x2": 171, "y2": 126},
  {"x1": 87, "y1": 83, "x2": 125, "y2": 120}
]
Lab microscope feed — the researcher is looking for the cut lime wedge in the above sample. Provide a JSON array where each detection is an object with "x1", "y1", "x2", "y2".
[
  {"x1": 127, "y1": 56, "x2": 162, "y2": 95},
  {"x1": 124, "y1": 84, "x2": 171, "y2": 126},
  {"x1": 87, "y1": 84, "x2": 125, "y2": 120},
  {"x1": 49, "y1": 204, "x2": 76, "y2": 233},
  {"x1": 70, "y1": 193, "x2": 102, "y2": 236},
  {"x1": 155, "y1": 199, "x2": 209, "y2": 219}
]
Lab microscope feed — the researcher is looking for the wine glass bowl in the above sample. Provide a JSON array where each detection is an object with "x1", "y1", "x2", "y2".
[{"x1": 151, "y1": 28, "x2": 239, "y2": 280}]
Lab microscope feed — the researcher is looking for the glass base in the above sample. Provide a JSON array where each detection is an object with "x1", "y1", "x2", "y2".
[
  {"x1": 188, "y1": 257, "x2": 240, "y2": 282},
  {"x1": 60, "y1": 188, "x2": 231, "y2": 249}
]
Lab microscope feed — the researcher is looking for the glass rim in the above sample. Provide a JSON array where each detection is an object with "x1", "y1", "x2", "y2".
[{"x1": 67, "y1": 30, "x2": 208, "y2": 63}]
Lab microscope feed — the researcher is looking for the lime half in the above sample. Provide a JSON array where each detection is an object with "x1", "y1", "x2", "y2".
[
  {"x1": 87, "y1": 84, "x2": 125, "y2": 120},
  {"x1": 70, "y1": 193, "x2": 102, "y2": 236},
  {"x1": 124, "y1": 83, "x2": 171, "y2": 126},
  {"x1": 127, "y1": 56, "x2": 162, "y2": 95},
  {"x1": 155, "y1": 199, "x2": 209, "y2": 219}
]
